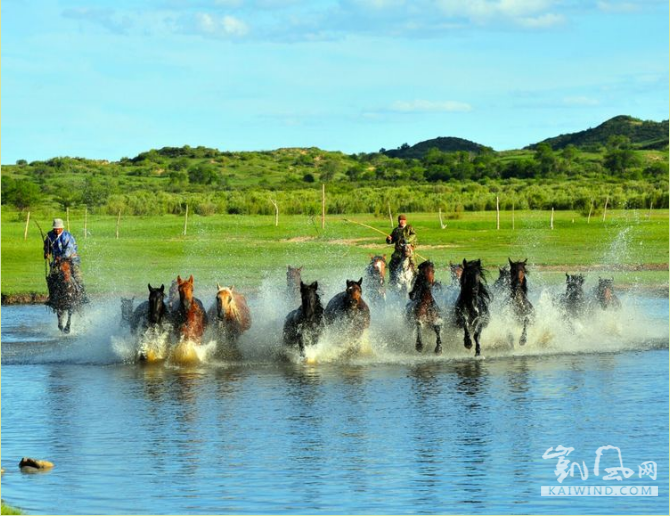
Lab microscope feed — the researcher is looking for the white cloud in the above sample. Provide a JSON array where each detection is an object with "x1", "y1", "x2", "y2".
[
  {"x1": 390, "y1": 99, "x2": 472, "y2": 113},
  {"x1": 516, "y1": 13, "x2": 565, "y2": 28},
  {"x1": 194, "y1": 12, "x2": 249, "y2": 37},
  {"x1": 562, "y1": 96, "x2": 600, "y2": 106},
  {"x1": 596, "y1": 1, "x2": 640, "y2": 13},
  {"x1": 434, "y1": 0, "x2": 562, "y2": 28}
]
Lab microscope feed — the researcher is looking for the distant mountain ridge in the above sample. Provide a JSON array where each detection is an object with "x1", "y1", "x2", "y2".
[
  {"x1": 381, "y1": 137, "x2": 492, "y2": 159},
  {"x1": 527, "y1": 115, "x2": 669, "y2": 150}
]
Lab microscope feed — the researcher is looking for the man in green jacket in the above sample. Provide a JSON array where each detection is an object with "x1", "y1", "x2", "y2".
[{"x1": 386, "y1": 214, "x2": 417, "y2": 279}]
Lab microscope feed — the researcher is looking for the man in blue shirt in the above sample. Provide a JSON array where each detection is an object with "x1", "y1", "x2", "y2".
[{"x1": 43, "y1": 218, "x2": 86, "y2": 296}]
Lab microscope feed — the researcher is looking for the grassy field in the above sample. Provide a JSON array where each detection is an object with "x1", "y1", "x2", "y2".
[{"x1": 1, "y1": 209, "x2": 667, "y2": 297}]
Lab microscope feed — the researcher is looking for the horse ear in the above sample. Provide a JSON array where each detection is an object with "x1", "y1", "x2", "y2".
[
  {"x1": 382, "y1": 254, "x2": 386, "y2": 261},
  {"x1": 177, "y1": 275, "x2": 182, "y2": 284},
  {"x1": 217, "y1": 283, "x2": 222, "y2": 291},
  {"x1": 358, "y1": 277, "x2": 363, "y2": 285},
  {"x1": 311, "y1": 281, "x2": 318, "y2": 289},
  {"x1": 523, "y1": 258, "x2": 528, "y2": 264},
  {"x1": 230, "y1": 285, "x2": 234, "y2": 291},
  {"x1": 188, "y1": 275, "x2": 194, "y2": 284},
  {"x1": 298, "y1": 266, "x2": 303, "y2": 271},
  {"x1": 566, "y1": 273, "x2": 569, "y2": 278},
  {"x1": 160, "y1": 284, "x2": 165, "y2": 292},
  {"x1": 462, "y1": 258, "x2": 467, "y2": 267},
  {"x1": 148, "y1": 283, "x2": 152, "y2": 291},
  {"x1": 369, "y1": 253, "x2": 374, "y2": 259}
]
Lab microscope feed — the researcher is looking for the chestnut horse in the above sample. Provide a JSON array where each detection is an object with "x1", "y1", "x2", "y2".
[
  {"x1": 174, "y1": 275, "x2": 208, "y2": 343},
  {"x1": 365, "y1": 255, "x2": 387, "y2": 304},
  {"x1": 325, "y1": 278, "x2": 371, "y2": 342},
  {"x1": 508, "y1": 259, "x2": 534, "y2": 346},
  {"x1": 406, "y1": 261, "x2": 443, "y2": 354},
  {"x1": 208, "y1": 284, "x2": 252, "y2": 346},
  {"x1": 595, "y1": 278, "x2": 621, "y2": 310}
]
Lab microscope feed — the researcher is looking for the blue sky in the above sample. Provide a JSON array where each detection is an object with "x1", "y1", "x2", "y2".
[{"x1": 2, "y1": 0, "x2": 668, "y2": 163}]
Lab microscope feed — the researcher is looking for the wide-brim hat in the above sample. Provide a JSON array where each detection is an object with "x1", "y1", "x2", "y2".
[{"x1": 52, "y1": 218, "x2": 65, "y2": 229}]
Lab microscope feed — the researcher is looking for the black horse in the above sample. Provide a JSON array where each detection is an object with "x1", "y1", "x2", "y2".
[
  {"x1": 283, "y1": 281, "x2": 325, "y2": 356},
  {"x1": 364, "y1": 255, "x2": 387, "y2": 305},
  {"x1": 595, "y1": 278, "x2": 622, "y2": 310},
  {"x1": 509, "y1": 258, "x2": 534, "y2": 346},
  {"x1": 560, "y1": 273, "x2": 586, "y2": 318},
  {"x1": 492, "y1": 265, "x2": 511, "y2": 297},
  {"x1": 45, "y1": 259, "x2": 86, "y2": 333},
  {"x1": 130, "y1": 284, "x2": 169, "y2": 334},
  {"x1": 454, "y1": 259, "x2": 491, "y2": 357},
  {"x1": 325, "y1": 278, "x2": 371, "y2": 342},
  {"x1": 406, "y1": 261, "x2": 443, "y2": 354}
]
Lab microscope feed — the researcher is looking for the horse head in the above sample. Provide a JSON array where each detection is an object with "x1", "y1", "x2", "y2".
[
  {"x1": 177, "y1": 275, "x2": 195, "y2": 307},
  {"x1": 345, "y1": 278, "x2": 364, "y2": 306},
  {"x1": 565, "y1": 273, "x2": 585, "y2": 295},
  {"x1": 461, "y1": 259, "x2": 487, "y2": 290},
  {"x1": 368, "y1": 255, "x2": 387, "y2": 280},
  {"x1": 300, "y1": 280, "x2": 321, "y2": 319},
  {"x1": 147, "y1": 283, "x2": 166, "y2": 323},
  {"x1": 418, "y1": 260, "x2": 436, "y2": 286},
  {"x1": 215, "y1": 284, "x2": 237, "y2": 320},
  {"x1": 399, "y1": 239, "x2": 414, "y2": 259},
  {"x1": 449, "y1": 261, "x2": 464, "y2": 285},
  {"x1": 508, "y1": 258, "x2": 529, "y2": 293},
  {"x1": 597, "y1": 278, "x2": 616, "y2": 305}
]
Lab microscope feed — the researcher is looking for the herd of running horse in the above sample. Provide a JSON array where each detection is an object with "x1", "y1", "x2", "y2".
[{"x1": 47, "y1": 254, "x2": 622, "y2": 360}]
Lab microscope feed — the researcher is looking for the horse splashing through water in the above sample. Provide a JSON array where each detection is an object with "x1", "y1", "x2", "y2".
[
  {"x1": 45, "y1": 259, "x2": 86, "y2": 333},
  {"x1": 594, "y1": 278, "x2": 621, "y2": 310},
  {"x1": 389, "y1": 241, "x2": 416, "y2": 298},
  {"x1": 508, "y1": 259, "x2": 534, "y2": 346},
  {"x1": 283, "y1": 281, "x2": 325, "y2": 357},
  {"x1": 174, "y1": 275, "x2": 208, "y2": 343},
  {"x1": 286, "y1": 266, "x2": 303, "y2": 303},
  {"x1": 325, "y1": 278, "x2": 371, "y2": 343},
  {"x1": 406, "y1": 261, "x2": 443, "y2": 354},
  {"x1": 130, "y1": 284, "x2": 169, "y2": 335},
  {"x1": 365, "y1": 255, "x2": 386, "y2": 305},
  {"x1": 208, "y1": 284, "x2": 252, "y2": 348},
  {"x1": 560, "y1": 273, "x2": 586, "y2": 319},
  {"x1": 492, "y1": 266, "x2": 511, "y2": 298},
  {"x1": 454, "y1": 259, "x2": 491, "y2": 357}
]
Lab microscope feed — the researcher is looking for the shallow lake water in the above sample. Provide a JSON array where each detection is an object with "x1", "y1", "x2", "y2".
[{"x1": 1, "y1": 290, "x2": 668, "y2": 515}]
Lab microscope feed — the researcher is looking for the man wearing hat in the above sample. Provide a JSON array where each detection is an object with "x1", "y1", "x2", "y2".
[
  {"x1": 44, "y1": 218, "x2": 86, "y2": 296},
  {"x1": 386, "y1": 214, "x2": 418, "y2": 274}
]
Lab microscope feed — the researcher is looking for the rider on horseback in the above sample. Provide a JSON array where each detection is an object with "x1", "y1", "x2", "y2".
[
  {"x1": 386, "y1": 214, "x2": 418, "y2": 273},
  {"x1": 43, "y1": 218, "x2": 88, "y2": 302}
]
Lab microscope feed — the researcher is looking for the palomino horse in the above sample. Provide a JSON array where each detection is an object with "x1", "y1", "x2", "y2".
[
  {"x1": 389, "y1": 241, "x2": 416, "y2": 297},
  {"x1": 286, "y1": 266, "x2": 303, "y2": 303},
  {"x1": 594, "y1": 278, "x2": 622, "y2": 310},
  {"x1": 45, "y1": 259, "x2": 86, "y2": 333},
  {"x1": 207, "y1": 284, "x2": 252, "y2": 347},
  {"x1": 325, "y1": 278, "x2": 371, "y2": 342},
  {"x1": 364, "y1": 255, "x2": 387, "y2": 304},
  {"x1": 560, "y1": 273, "x2": 586, "y2": 319},
  {"x1": 174, "y1": 275, "x2": 208, "y2": 343},
  {"x1": 283, "y1": 281, "x2": 325, "y2": 356},
  {"x1": 454, "y1": 259, "x2": 491, "y2": 357},
  {"x1": 508, "y1": 259, "x2": 534, "y2": 346},
  {"x1": 130, "y1": 284, "x2": 169, "y2": 334},
  {"x1": 406, "y1": 261, "x2": 443, "y2": 354}
]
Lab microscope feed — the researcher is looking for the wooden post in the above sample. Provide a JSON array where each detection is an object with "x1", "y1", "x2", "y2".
[
  {"x1": 512, "y1": 203, "x2": 515, "y2": 230},
  {"x1": 84, "y1": 207, "x2": 88, "y2": 239},
  {"x1": 496, "y1": 196, "x2": 500, "y2": 230},
  {"x1": 602, "y1": 196, "x2": 609, "y2": 222},
  {"x1": 66, "y1": 207, "x2": 70, "y2": 231},
  {"x1": 24, "y1": 211, "x2": 31, "y2": 240},
  {"x1": 116, "y1": 211, "x2": 121, "y2": 239},
  {"x1": 438, "y1": 209, "x2": 446, "y2": 229},
  {"x1": 183, "y1": 204, "x2": 189, "y2": 236},
  {"x1": 550, "y1": 207, "x2": 554, "y2": 230},
  {"x1": 270, "y1": 199, "x2": 279, "y2": 227},
  {"x1": 587, "y1": 201, "x2": 593, "y2": 224},
  {"x1": 321, "y1": 184, "x2": 325, "y2": 230},
  {"x1": 388, "y1": 203, "x2": 394, "y2": 228}
]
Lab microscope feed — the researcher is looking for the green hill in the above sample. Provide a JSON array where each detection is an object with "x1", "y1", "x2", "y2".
[
  {"x1": 527, "y1": 115, "x2": 669, "y2": 151},
  {"x1": 382, "y1": 137, "x2": 492, "y2": 159}
]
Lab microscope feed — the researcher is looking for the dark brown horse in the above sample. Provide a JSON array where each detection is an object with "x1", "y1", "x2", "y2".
[
  {"x1": 45, "y1": 259, "x2": 86, "y2": 333},
  {"x1": 131, "y1": 284, "x2": 169, "y2": 334},
  {"x1": 283, "y1": 281, "x2": 325, "y2": 356},
  {"x1": 595, "y1": 278, "x2": 622, "y2": 310},
  {"x1": 492, "y1": 265, "x2": 511, "y2": 297},
  {"x1": 325, "y1": 278, "x2": 371, "y2": 342},
  {"x1": 508, "y1": 259, "x2": 534, "y2": 346},
  {"x1": 287, "y1": 266, "x2": 303, "y2": 303},
  {"x1": 455, "y1": 259, "x2": 491, "y2": 357},
  {"x1": 406, "y1": 261, "x2": 443, "y2": 354},
  {"x1": 365, "y1": 255, "x2": 387, "y2": 304},
  {"x1": 208, "y1": 284, "x2": 252, "y2": 346},
  {"x1": 174, "y1": 275, "x2": 208, "y2": 343},
  {"x1": 560, "y1": 273, "x2": 586, "y2": 318}
]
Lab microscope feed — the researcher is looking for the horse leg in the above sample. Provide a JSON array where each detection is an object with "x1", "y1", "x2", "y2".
[
  {"x1": 57, "y1": 310, "x2": 64, "y2": 332},
  {"x1": 298, "y1": 334, "x2": 305, "y2": 358},
  {"x1": 415, "y1": 322, "x2": 423, "y2": 352},
  {"x1": 463, "y1": 326, "x2": 473, "y2": 350},
  {"x1": 433, "y1": 325, "x2": 442, "y2": 355},
  {"x1": 63, "y1": 310, "x2": 73, "y2": 334},
  {"x1": 474, "y1": 325, "x2": 482, "y2": 357},
  {"x1": 519, "y1": 318, "x2": 528, "y2": 346}
]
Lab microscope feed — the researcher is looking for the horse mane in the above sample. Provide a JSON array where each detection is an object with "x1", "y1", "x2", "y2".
[
  {"x1": 460, "y1": 260, "x2": 491, "y2": 305},
  {"x1": 408, "y1": 261, "x2": 434, "y2": 300}
]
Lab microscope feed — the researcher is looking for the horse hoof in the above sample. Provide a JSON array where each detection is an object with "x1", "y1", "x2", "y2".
[
  {"x1": 63, "y1": 327, "x2": 71, "y2": 334},
  {"x1": 464, "y1": 342, "x2": 472, "y2": 349},
  {"x1": 519, "y1": 338, "x2": 526, "y2": 346},
  {"x1": 434, "y1": 345, "x2": 442, "y2": 355},
  {"x1": 415, "y1": 343, "x2": 423, "y2": 352}
]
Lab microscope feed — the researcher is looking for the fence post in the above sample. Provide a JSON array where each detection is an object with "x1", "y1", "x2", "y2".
[
  {"x1": 388, "y1": 203, "x2": 393, "y2": 229},
  {"x1": 116, "y1": 211, "x2": 121, "y2": 239},
  {"x1": 66, "y1": 207, "x2": 70, "y2": 231},
  {"x1": 496, "y1": 196, "x2": 500, "y2": 230},
  {"x1": 183, "y1": 204, "x2": 189, "y2": 236},
  {"x1": 512, "y1": 203, "x2": 515, "y2": 230},
  {"x1": 438, "y1": 209, "x2": 446, "y2": 229},
  {"x1": 24, "y1": 211, "x2": 31, "y2": 240},
  {"x1": 550, "y1": 207, "x2": 554, "y2": 230},
  {"x1": 587, "y1": 201, "x2": 593, "y2": 224},
  {"x1": 321, "y1": 184, "x2": 325, "y2": 230},
  {"x1": 602, "y1": 196, "x2": 609, "y2": 222},
  {"x1": 270, "y1": 199, "x2": 279, "y2": 227}
]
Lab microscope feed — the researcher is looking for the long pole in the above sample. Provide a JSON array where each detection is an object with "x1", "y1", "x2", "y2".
[
  {"x1": 24, "y1": 211, "x2": 31, "y2": 241},
  {"x1": 587, "y1": 201, "x2": 593, "y2": 224},
  {"x1": 321, "y1": 184, "x2": 325, "y2": 230},
  {"x1": 33, "y1": 219, "x2": 48, "y2": 278},
  {"x1": 116, "y1": 211, "x2": 121, "y2": 239},
  {"x1": 388, "y1": 203, "x2": 393, "y2": 228},
  {"x1": 342, "y1": 218, "x2": 428, "y2": 261},
  {"x1": 512, "y1": 203, "x2": 515, "y2": 230},
  {"x1": 183, "y1": 204, "x2": 189, "y2": 236},
  {"x1": 602, "y1": 196, "x2": 609, "y2": 222},
  {"x1": 550, "y1": 207, "x2": 554, "y2": 230},
  {"x1": 496, "y1": 196, "x2": 500, "y2": 230}
]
